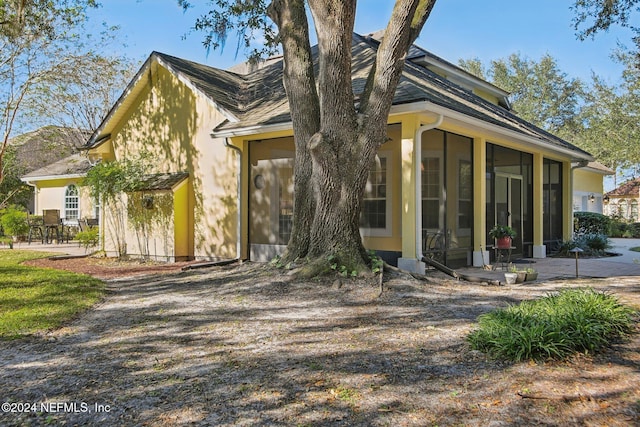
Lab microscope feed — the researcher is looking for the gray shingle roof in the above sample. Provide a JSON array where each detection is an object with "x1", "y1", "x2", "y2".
[
  {"x1": 121, "y1": 33, "x2": 591, "y2": 160},
  {"x1": 21, "y1": 153, "x2": 92, "y2": 179},
  {"x1": 137, "y1": 172, "x2": 189, "y2": 191},
  {"x1": 154, "y1": 52, "x2": 246, "y2": 120}
]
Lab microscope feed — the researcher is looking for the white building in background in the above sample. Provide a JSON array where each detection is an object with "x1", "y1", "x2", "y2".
[{"x1": 603, "y1": 177, "x2": 640, "y2": 221}]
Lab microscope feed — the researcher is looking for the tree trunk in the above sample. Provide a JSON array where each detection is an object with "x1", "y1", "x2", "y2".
[
  {"x1": 268, "y1": 0, "x2": 437, "y2": 274},
  {"x1": 268, "y1": 0, "x2": 319, "y2": 264}
]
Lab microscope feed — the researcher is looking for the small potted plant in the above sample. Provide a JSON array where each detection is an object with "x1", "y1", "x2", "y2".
[
  {"x1": 504, "y1": 265, "x2": 518, "y2": 285},
  {"x1": 525, "y1": 267, "x2": 538, "y2": 282},
  {"x1": 489, "y1": 224, "x2": 517, "y2": 249},
  {"x1": 507, "y1": 263, "x2": 526, "y2": 283}
]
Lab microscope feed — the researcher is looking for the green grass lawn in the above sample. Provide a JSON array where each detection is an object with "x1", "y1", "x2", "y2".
[
  {"x1": 0, "y1": 250, "x2": 104, "y2": 339},
  {"x1": 630, "y1": 246, "x2": 640, "y2": 252}
]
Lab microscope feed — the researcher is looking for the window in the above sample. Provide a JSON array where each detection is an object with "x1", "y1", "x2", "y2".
[
  {"x1": 277, "y1": 165, "x2": 294, "y2": 245},
  {"x1": 631, "y1": 200, "x2": 638, "y2": 221},
  {"x1": 458, "y1": 159, "x2": 472, "y2": 231},
  {"x1": 360, "y1": 153, "x2": 391, "y2": 236},
  {"x1": 64, "y1": 185, "x2": 79, "y2": 220},
  {"x1": 421, "y1": 155, "x2": 441, "y2": 231},
  {"x1": 619, "y1": 200, "x2": 628, "y2": 219}
]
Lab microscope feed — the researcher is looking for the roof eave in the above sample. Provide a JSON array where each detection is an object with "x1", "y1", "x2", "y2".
[
  {"x1": 21, "y1": 173, "x2": 87, "y2": 183},
  {"x1": 412, "y1": 56, "x2": 511, "y2": 103},
  {"x1": 212, "y1": 100, "x2": 592, "y2": 162},
  {"x1": 87, "y1": 52, "x2": 242, "y2": 150},
  {"x1": 420, "y1": 101, "x2": 593, "y2": 162}
]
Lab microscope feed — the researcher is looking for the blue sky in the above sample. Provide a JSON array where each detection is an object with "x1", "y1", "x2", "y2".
[{"x1": 90, "y1": 0, "x2": 632, "y2": 84}]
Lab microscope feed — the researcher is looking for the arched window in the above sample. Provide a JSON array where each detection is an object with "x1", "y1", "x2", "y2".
[
  {"x1": 619, "y1": 200, "x2": 628, "y2": 219},
  {"x1": 64, "y1": 185, "x2": 79, "y2": 220},
  {"x1": 631, "y1": 200, "x2": 638, "y2": 221}
]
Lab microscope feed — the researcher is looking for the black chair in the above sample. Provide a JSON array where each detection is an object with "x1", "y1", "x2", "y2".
[
  {"x1": 27, "y1": 215, "x2": 44, "y2": 244},
  {"x1": 43, "y1": 209, "x2": 61, "y2": 244},
  {"x1": 423, "y1": 230, "x2": 446, "y2": 264}
]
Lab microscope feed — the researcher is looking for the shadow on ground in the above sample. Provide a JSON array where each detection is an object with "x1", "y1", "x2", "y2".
[{"x1": 1, "y1": 263, "x2": 638, "y2": 426}]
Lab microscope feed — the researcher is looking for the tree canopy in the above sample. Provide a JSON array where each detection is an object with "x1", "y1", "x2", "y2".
[
  {"x1": 459, "y1": 51, "x2": 640, "y2": 184},
  {"x1": 0, "y1": 0, "x2": 135, "y2": 206},
  {"x1": 572, "y1": 0, "x2": 640, "y2": 60}
]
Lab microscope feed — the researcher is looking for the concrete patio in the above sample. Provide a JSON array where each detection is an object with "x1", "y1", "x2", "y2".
[
  {"x1": 456, "y1": 238, "x2": 640, "y2": 283},
  {"x1": 9, "y1": 240, "x2": 91, "y2": 258}
]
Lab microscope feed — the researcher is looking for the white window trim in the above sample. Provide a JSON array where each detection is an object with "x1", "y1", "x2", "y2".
[
  {"x1": 360, "y1": 151, "x2": 393, "y2": 238},
  {"x1": 421, "y1": 150, "x2": 444, "y2": 234},
  {"x1": 63, "y1": 184, "x2": 80, "y2": 223},
  {"x1": 269, "y1": 150, "x2": 294, "y2": 245}
]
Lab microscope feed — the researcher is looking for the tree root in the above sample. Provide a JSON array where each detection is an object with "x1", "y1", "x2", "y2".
[
  {"x1": 516, "y1": 391, "x2": 591, "y2": 402},
  {"x1": 382, "y1": 261, "x2": 434, "y2": 282}
]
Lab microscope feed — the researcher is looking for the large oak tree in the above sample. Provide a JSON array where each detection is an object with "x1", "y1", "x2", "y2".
[{"x1": 182, "y1": 0, "x2": 437, "y2": 275}]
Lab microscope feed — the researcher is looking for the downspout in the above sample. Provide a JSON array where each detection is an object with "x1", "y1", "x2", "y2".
[
  {"x1": 22, "y1": 180, "x2": 38, "y2": 214},
  {"x1": 415, "y1": 114, "x2": 444, "y2": 263},
  {"x1": 224, "y1": 138, "x2": 243, "y2": 260}
]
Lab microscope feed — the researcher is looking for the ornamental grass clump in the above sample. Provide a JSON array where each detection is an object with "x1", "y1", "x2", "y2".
[{"x1": 467, "y1": 288, "x2": 636, "y2": 362}]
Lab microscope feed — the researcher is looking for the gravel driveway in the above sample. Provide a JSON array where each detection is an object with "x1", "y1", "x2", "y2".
[{"x1": 1, "y1": 263, "x2": 638, "y2": 426}]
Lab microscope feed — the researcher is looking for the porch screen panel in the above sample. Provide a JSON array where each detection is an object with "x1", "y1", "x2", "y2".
[
  {"x1": 446, "y1": 132, "x2": 473, "y2": 266},
  {"x1": 421, "y1": 130, "x2": 473, "y2": 267},
  {"x1": 543, "y1": 159, "x2": 563, "y2": 245},
  {"x1": 249, "y1": 144, "x2": 295, "y2": 247},
  {"x1": 421, "y1": 129, "x2": 444, "y2": 235}
]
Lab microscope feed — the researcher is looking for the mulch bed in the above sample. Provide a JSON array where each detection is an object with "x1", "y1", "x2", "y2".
[{"x1": 23, "y1": 256, "x2": 201, "y2": 279}]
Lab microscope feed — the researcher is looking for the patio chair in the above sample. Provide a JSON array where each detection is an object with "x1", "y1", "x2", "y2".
[
  {"x1": 423, "y1": 230, "x2": 446, "y2": 265},
  {"x1": 27, "y1": 215, "x2": 44, "y2": 244},
  {"x1": 43, "y1": 209, "x2": 61, "y2": 244}
]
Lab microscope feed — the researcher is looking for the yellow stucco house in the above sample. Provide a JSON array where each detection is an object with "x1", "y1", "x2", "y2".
[
  {"x1": 20, "y1": 153, "x2": 96, "y2": 225},
  {"x1": 573, "y1": 161, "x2": 614, "y2": 214},
  {"x1": 83, "y1": 33, "x2": 597, "y2": 271}
]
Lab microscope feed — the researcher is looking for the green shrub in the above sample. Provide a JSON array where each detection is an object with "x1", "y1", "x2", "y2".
[
  {"x1": 0, "y1": 206, "x2": 29, "y2": 238},
  {"x1": 629, "y1": 222, "x2": 640, "y2": 238},
  {"x1": 577, "y1": 233, "x2": 611, "y2": 255},
  {"x1": 556, "y1": 233, "x2": 611, "y2": 256},
  {"x1": 606, "y1": 217, "x2": 640, "y2": 238},
  {"x1": 467, "y1": 288, "x2": 636, "y2": 361},
  {"x1": 574, "y1": 211, "x2": 610, "y2": 235},
  {"x1": 75, "y1": 228, "x2": 99, "y2": 250}
]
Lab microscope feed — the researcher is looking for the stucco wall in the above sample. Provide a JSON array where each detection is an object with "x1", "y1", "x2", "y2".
[
  {"x1": 103, "y1": 63, "x2": 238, "y2": 261},
  {"x1": 33, "y1": 179, "x2": 94, "y2": 221}
]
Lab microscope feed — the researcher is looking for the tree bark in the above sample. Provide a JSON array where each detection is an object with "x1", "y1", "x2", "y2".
[
  {"x1": 268, "y1": 0, "x2": 437, "y2": 274},
  {"x1": 303, "y1": 0, "x2": 370, "y2": 271},
  {"x1": 267, "y1": 0, "x2": 319, "y2": 264}
]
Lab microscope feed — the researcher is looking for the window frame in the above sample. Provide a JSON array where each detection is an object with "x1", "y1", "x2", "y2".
[
  {"x1": 64, "y1": 184, "x2": 80, "y2": 221},
  {"x1": 360, "y1": 151, "x2": 393, "y2": 237}
]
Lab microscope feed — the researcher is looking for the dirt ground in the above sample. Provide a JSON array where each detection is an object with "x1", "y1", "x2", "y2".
[{"x1": 1, "y1": 257, "x2": 639, "y2": 426}]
